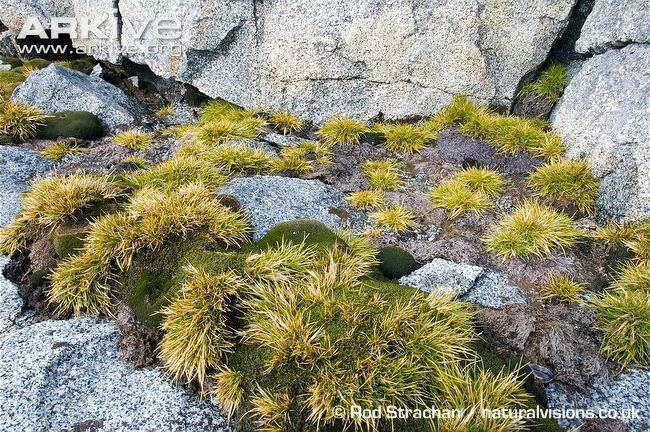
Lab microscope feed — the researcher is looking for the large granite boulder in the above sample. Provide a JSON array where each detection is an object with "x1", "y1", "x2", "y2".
[
  {"x1": 0, "y1": 317, "x2": 229, "y2": 431},
  {"x1": 575, "y1": 0, "x2": 650, "y2": 54},
  {"x1": 551, "y1": 44, "x2": 650, "y2": 221},
  {"x1": 1, "y1": 0, "x2": 576, "y2": 122},
  {"x1": 11, "y1": 64, "x2": 145, "y2": 131},
  {"x1": 219, "y1": 175, "x2": 366, "y2": 241}
]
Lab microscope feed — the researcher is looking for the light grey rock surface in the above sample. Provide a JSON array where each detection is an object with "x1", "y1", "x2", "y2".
[
  {"x1": 11, "y1": 64, "x2": 145, "y2": 131},
  {"x1": 0, "y1": 30, "x2": 19, "y2": 57},
  {"x1": 399, "y1": 258, "x2": 527, "y2": 308},
  {"x1": 261, "y1": 132, "x2": 301, "y2": 148},
  {"x1": 0, "y1": 0, "x2": 72, "y2": 30},
  {"x1": 1, "y1": 0, "x2": 576, "y2": 123},
  {"x1": 551, "y1": 44, "x2": 650, "y2": 221},
  {"x1": 0, "y1": 317, "x2": 229, "y2": 432},
  {"x1": 576, "y1": 0, "x2": 650, "y2": 53},
  {"x1": 219, "y1": 175, "x2": 366, "y2": 241},
  {"x1": 399, "y1": 258, "x2": 484, "y2": 296},
  {"x1": 461, "y1": 270, "x2": 528, "y2": 309},
  {"x1": 0, "y1": 146, "x2": 51, "y2": 333},
  {"x1": 546, "y1": 368, "x2": 650, "y2": 432}
]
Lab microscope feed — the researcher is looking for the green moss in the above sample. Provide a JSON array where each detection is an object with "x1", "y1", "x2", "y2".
[
  {"x1": 21, "y1": 58, "x2": 50, "y2": 69},
  {"x1": 1, "y1": 56, "x2": 23, "y2": 69},
  {"x1": 37, "y1": 111, "x2": 103, "y2": 140},
  {"x1": 52, "y1": 226, "x2": 88, "y2": 259},
  {"x1": 0, "y1": 70, "x2": 25, "y2": 99},
  {"x1": 377, "y1": 246, "x2": 417, "y2": 279},
  {"x1": 257, "y1": 219, "x2": 343, "y2": 252},
  {"x1": 56, "y1": 58, "x2": 95, "y2": 73}
]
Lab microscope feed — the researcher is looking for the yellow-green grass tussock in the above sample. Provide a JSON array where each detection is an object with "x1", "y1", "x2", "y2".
[
  {"x1": 154, "y1": 102, "x2": 176, "y2": 119},
  {"x1": 0, "y1": 99, "x2": 48, "y2": 140},
  {"x1": 179, "y1": 142, "x2": 276, "y2": 174},
  {"x1": 370, "y1": 204, "x2": 417, "y2": 232},
  {"x1": 40, "y1": 139, "x2": 84, "y2": 161},
  {"x1": 317, "y1": 116, "x2": 367, "y2": 145},
  {"x1": 347, "y1": 189, "x2": 384, "y2": 210},
  {"x1": 0, "y1": 174, "x2": 122, "y2": 255},
  {"x1": 268, "y1": 111, "x2": 303, "y2": 135},
  {"x1": 113, "y1": 129, "x2": 153, "y2": 150},
  {"x1": 540, "y1": 274, "x2": 585, "y2": 303},
  {"x1": 362, "y1": 159, "x2": 403, "y2": 190},
  {"x1": 484, "y1": 200, "x2": 583, "y2": 260},
  {"x1": 430, "y1": 167, "x2": 506, "y2": 218},
  {"x1": 374, "y1": 122, "x2": 433, "y2": 154},
  {"x1": 529, "y1": 159, "x2": 599, "y2": 213},
  {"x1": 125, "y1": 155, "x2": 230, "y2": 192},
  {"x1": 519, "y1": 63, "x2": 568, "y2": 103}
]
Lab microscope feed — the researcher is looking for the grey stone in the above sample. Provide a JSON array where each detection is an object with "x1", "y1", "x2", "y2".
[
  {"x1": 11, "y1": 64, "x2": 145, "y2": 131},
  {"x1": 0, "y1": 256, "x2": 23, "y2": 333},
  {"x1": 0, "y1": 0, "x2": 575, "y2": 123},
  {"x1": 461, "y1": 270, "x2": 528, "y2": 308},
  {"x1": 0, "y1": 145, "x2": 52, "y2": 227},
  {"x1": 551, "y1": 44, "x2": 650, "y2": 221},
  {"x1": 0, "y1": 30, "x2": 19, "y2": 57},
  {"x1": 0, "y1": 317, "x2": 229, "y2": 432},
  {"x1": 224, "y1": 139, "x2": 278, "y2": 156},
  {"x1": 219, "y1": 175, "x2": 366, "y2": 241},
  {"x1": 0, "y1": 63, "x2": 10, "y2": 71},
  {"x1": 261, "y1": 132, "x2": 301, "y2": 147},
  {"x1": 0, "y1": 0, "x2": 72, "y2": 31},
  {"x1": 576, "y1": 0, "x2": 650, "y2": 53},
  {"x1": 399, "y1": 258, "x2": 484, "y2": 296},
  {"x1": 546, "y1": 368, "x2": 650, "y2": 432}
]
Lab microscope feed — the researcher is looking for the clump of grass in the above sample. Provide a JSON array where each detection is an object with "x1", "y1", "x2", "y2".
[
  {"x1": 347, "y1": 189, "x2": 384, "y2": 209},
  {"x1": 200, "y1": 99, "x2": 259, "y2": 123},
  {"x1": 593, "y1": 288, "x2": 650, "y2": 367},
  {"x1": 159, "y1": 265, "x2": 246, "y2": 386},
  {"x1": 0, "y1": 99, "x2": 48, "y2": 140},
  {"x1": 595, "y1": 221, "x2": 641, "y2": 248},
  {"x1": 529, "y1": 159, "x2": 599, "y2": 213},
  {"x1": 269, "y1": 111, "x2": 303, "y2": 135},
  {"x1": 374, "y1": 123, "x2": 431, "y2": 153},
  {"x1": 40, "y1": 139, "x2": 84, "y2": 161},
  {"x1": 430, "y1": 179, "x2": 492, "y2": 218},
  {"x1": 250, "y1": 386, "x2": 292, "y2": 432},
  {"x1": 179, "y1": 143, "x2": 276, "y2": 174},
  {"x1": 211, "y1": 366, "x2": 245, "y2": 420},
  {"x1": 120, "y1": 155, "x2": 150, "y2": 168},
  {"x1": 125, "y1": 155, "x2": 229, "y2": 192},
  {"x1": 430, "y1": 167, "x2": 506, "y2": 218},
  {"x1": 362, "y1": 160, "x2": 403, "y2": 190},
  {"x1": 113, "y1": 130, "x2": 153, "y2": 150},
  {"x1": 370, "y1": 204, "x2": 417, "y2": 232},
  {"x1": 540, "y1": 274, "x2": 585, "y2": 303},
  {"x1": 198, "y1": 117, "x2": 266, "y2": 145},
  {"x1": 613, "y1": 262, "x2": 650, "y2": 292},
  {"x1": 484, "y1": 200, "x2": 583, "y2": 259},
  {"x1": 317, "y1": 116, "x2": 367, "y2": 145},
  {"x1": 519, "y1": 63, "x2": 568, "y2": 102},
  {"x1": 155, "y1": 102, "x2": 176, "y2": 119},
  {"x1": 271, "y1": 154, "x2": 313, "y2": 175},
  {"x1": 281, "y1": 141, "x2": 332, "y2": 165},
  {"x1": 0, "y1": 174, "x2": 122, "y2": 254},
  {"x1": 48, "y1": 183, "x2": 251, "y2": 316},
  {"x1": 531, "y1": 132, "x2": 565, "y2": 161}
]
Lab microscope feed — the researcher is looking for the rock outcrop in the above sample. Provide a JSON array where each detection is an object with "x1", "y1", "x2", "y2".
[
  {"x1": 1, "y1": 0, "x2": 577, "y2": 122},
  {"x1": 11, "y1": 64, "x2": 145, "y2": 131},
  {"x1": 551, "y1": 44, "x2": 649, "y2": 221},
  {"x1": 0, "y1": 317, "x2": 229, "y2": 431}
]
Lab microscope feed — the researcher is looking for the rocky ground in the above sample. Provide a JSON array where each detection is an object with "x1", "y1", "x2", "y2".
[{"x1": 0, "y1": 0, "x2": 649, "y2": 431}]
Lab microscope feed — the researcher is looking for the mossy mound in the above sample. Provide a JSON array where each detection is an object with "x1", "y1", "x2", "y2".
[
  {"x1": 58, "y1": 58, "x2": 95, "y2": 73},
  {"x1": 0, "y1": 70, "x2": 25, "y2": 99},
  {"x1": 257, "y1": 219, "x2": 343, "y2": 251},
  {"x1": 37, "y1": 111, "x2": 104, "y2": 140},
  {"x1": 377, "y1": 246, "x2": 417, "y2": 279},
  {"x1": 21, "y1": 58, "x2": 50, "y2": 69},
  {"x1": 52, "y1": 225, "x2": 88, "y2": 259},
  {"x1": 1, "y1": 56, "x2": 22, "y2": 69}
]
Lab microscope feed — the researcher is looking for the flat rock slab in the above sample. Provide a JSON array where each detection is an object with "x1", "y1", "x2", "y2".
[
  {"x1": 0, "y1": 256, "x2": 23, "y2": 333},
  {"x1": 219, "y1": 175, "x2": 366, "y2": 241},
  {"x1": 399, "y1": 258, "x2": 484, "y2": 296},
  {"x1": 12, "y1": 64, "x2": 145, "y2": 131},
  {"x1": 551, "y1": 44, "x2": 650, "y2": 221},
  {"x1": 546, "y1": 368, "x2": 650, "y2": 432},
  {"x1": 0, "y1": 317, "x2": 229, "y2": 432},
  {"x1": 400, "y1": 258, "x2": 527, "y2": 308}
]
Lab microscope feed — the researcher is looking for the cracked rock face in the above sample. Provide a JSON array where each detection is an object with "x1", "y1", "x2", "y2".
[
  {"x1": 0, "y1": 317, "x2": 229, "y2": 432},
  {"x1": 1, "y1": 0, "x2": 576, "y2": 122},
  {"x1": 575, "y1": 0, "x2": 650, "y2": 54},
  {"x1": 551, "y1": 44, "x2": 650, "y2": 221}
]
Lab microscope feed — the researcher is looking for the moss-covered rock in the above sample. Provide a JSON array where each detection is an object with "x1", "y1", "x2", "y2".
[
  {"x1": 22, "y1": 58, "x2": 50, "y2": 69},
  {"x1": 52, "y1": 225, "x2": 88, "y2": 259},
  {"x1": 257, "y1": 219, "x2": 343, "y2": 251},
  {"x1": 0, "y1": 70, "x2": 25, "y2": 99},
  {"x1": 57, "y1": 58, "x2": 95, "y2": 73},
  {"x1": 37, "y1": 111, "x2": 103, "y2": 140},
  {"x1": 1, "y1": 56, "x2": 23, "y2": 69},
  {"x1": 377, "y1": 246, "x2": 417, "y2": 279}
]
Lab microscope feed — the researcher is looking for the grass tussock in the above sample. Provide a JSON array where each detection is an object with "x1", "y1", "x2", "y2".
[
  {"x1": 40, "y1": 139, "x2": 84, "y2": 161},
  {"x1": 540, "y1": 274, "x2": 585, "y2": 303},
  {"x1": 374, "y1": 123, "x2": 432, "y2": 153},
  {"x1": 125, "y1": 155, "x2": 230, "y2": 192},
  {"x1": 159, "y1": 265, "x2": 246, "y2": 386},
  {"x1": 370, "y1": 204, "x2": 417, "y2": 232},
  {"x1": 113, "y1": 130, "x2": 153, "y2": 150},
  {"x1": 529, "y1": 159, "x2": 599, "y2": 213},
  {"x1": 484, "y1": 200, "x2": 583, "y2": 260},
  {"x1": 430, "y1": 167, "x2": 506, "y2": 218},
  {"x1": 362, "y1": 160, "x2": 403, "y2": 190},
  {"x1": 196, "y1": 100, "x2": 267, "y2": 145},
  {"x1": 519, "y1": 63, "x2": 568, "y2": 102},
  {"x1": 0, "y1": 99, "x2": 48, "y2": 140},
  {"x1": 268, "y1": 111, "x2": 303, "y2": 135},
  {"x1": 347, "y1": 189, "x2": 384, "y2": 210},
  {"x1": 317, "y1": 116, "x2": 367, "y2": 145},
  {"x1": 0, "y1": 174, "x2": 122, "y2": 254},
  {"x1": 272, "y1": 140, "x2": 333, "y2": 174},
  {"x1": 179, "y1": 142, "x2": 276, "y2": 174},
  {"x1": 155, "y1": 102, "x2": 176, "y2": 119},
  {"x1": 47, "y1": 183, "x2": 251, "y2": 316},
  {"x1": 211, "y1": 366, "x2": 245, "y2": 420}
]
